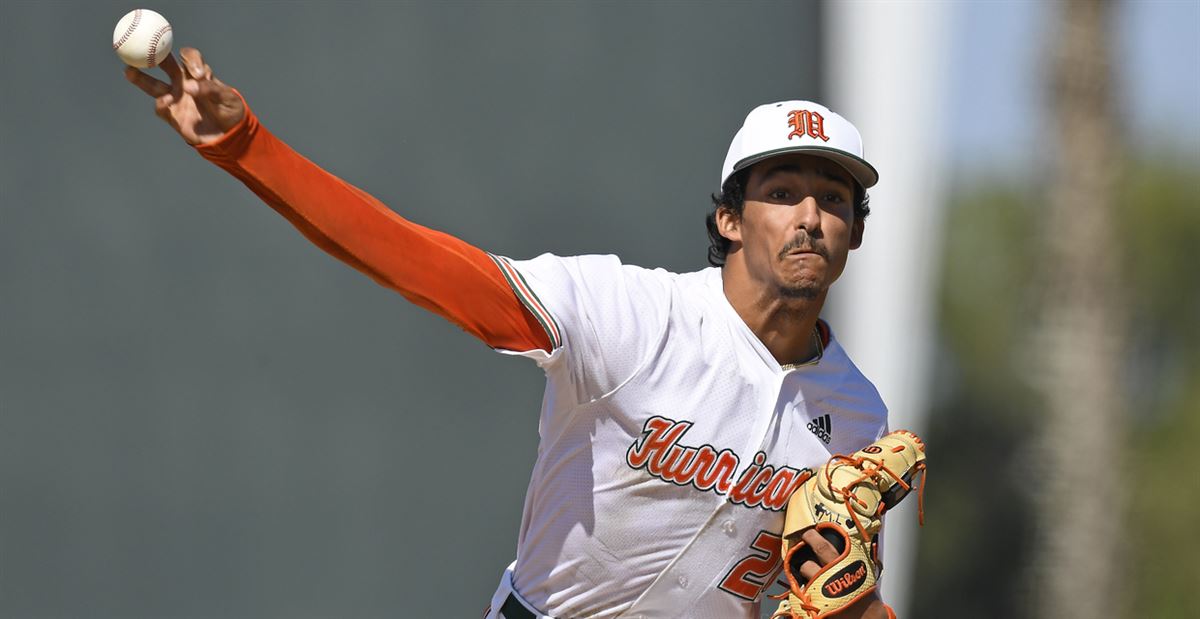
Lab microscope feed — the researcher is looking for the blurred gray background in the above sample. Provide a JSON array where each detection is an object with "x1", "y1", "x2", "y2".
[{"x1": 2, "y1": 2, "x2": 824, "y2": 617}]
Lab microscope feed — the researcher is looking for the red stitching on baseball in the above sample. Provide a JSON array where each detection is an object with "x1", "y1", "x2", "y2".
[
  {"x1": 147, "y1": 24, "x2": 171, "y2": 67},
  {"x1": 112, "y1": 8, "x2": 141, "y2": 51}
]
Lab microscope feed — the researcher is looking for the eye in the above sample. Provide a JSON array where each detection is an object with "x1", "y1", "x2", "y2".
[
  {"x1": 769, "y1": 189, "x2": 791, "y2": 201},
  {"x1": 822, "y1": 192, "x2": 846, "y2": 204}
]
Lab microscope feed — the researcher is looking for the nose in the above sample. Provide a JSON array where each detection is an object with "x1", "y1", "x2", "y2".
[{"x1": 792, "y1": 195, "x2": 821, "y2": 233}]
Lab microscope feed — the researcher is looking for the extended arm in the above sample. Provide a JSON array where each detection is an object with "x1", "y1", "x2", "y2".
[{"x1": 124, "y1": 49, "x2": 550, "y2": 352}]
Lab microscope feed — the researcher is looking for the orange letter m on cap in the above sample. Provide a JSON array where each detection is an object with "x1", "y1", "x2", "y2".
[{"x1": 787, "y1": 110, "x2": 830, "y2": 142}]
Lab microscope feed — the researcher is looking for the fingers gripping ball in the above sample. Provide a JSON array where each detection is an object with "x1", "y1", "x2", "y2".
[
  {"x1": 112, "y1": 9, "x2": 173, "y2": 68},
  {"x1": 771, "y1": 431, "x2": 927, "y2": 619}
]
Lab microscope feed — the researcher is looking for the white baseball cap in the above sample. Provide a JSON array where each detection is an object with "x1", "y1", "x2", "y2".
[{"x1": 720, "y1": 100, "x2": 878, "y2": 190}]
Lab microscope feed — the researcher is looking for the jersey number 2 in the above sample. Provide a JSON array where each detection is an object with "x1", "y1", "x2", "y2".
[{"x1": 719, "y1": 530, "x2": 784, "y2": 601}]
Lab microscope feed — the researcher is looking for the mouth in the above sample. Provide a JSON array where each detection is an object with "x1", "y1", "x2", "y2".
[
  {"x1": 778, "y1": 232, "x2": 828, "y2": 261},
  {"x1": 781, "y1": 247, "x2": 824, "y2": 261}
]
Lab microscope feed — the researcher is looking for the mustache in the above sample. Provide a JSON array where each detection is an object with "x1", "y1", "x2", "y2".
[{"x1": 777, "y1": 231, "x2": 829, "y2": 261}]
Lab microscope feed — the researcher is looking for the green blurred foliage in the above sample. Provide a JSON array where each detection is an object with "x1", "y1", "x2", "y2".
[
  {"x1": 1122, "y1": 156, "x2": 1200, "y2": 619},
  {"x1": 912, "y1": 155, "x2": 1199, "y2": 618}
]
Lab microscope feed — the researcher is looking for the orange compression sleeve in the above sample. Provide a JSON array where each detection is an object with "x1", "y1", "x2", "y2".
[{"x1": 193, "y1": 96, "x2": 552, "y2": 353}]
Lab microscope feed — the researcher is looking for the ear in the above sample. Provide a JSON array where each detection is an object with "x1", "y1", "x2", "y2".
[
  {"x1": 715, "y1": 206, "x2": 743, "y2": 243},
  {"x1": 849, "y1": 215, "x2": 865, "y2": 250}
]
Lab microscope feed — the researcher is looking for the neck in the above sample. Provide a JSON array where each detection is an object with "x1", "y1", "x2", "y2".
[{"x1": 721, "y1": 267, "x2": 827, "y2": 366}]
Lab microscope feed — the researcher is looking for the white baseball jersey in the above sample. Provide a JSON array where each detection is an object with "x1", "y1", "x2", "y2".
[{"x1": 485, "y1": 253, "x2": 888, "y2": 618}]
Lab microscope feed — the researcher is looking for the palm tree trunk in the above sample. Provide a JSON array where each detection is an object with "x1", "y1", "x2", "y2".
[{"x1": 1032, "y1": 1, "x2": 1128, "y2": 617}]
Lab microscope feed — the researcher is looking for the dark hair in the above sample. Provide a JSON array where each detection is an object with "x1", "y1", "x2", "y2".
[{"x1": 704, "y1": 169, "x2": 871, "y2": 266}]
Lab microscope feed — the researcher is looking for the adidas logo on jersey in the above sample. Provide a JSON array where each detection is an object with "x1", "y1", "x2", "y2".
[{"x1": 807, "y1": 414, "x2": 832, "y2": 444}]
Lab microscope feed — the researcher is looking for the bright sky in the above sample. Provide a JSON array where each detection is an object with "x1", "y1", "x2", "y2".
[{"x1": 947, "y1": 0, "x2": 1200, "y2": 173}]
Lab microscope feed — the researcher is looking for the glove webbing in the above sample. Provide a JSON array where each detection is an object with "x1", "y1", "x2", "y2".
[{"x1": 823, "y1": 446, "x2": 927, "y2": 544}]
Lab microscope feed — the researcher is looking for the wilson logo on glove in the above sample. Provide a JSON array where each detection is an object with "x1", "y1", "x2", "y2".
[{"x1": 821, "y1": 560, "x2": 867, "y2": 598}]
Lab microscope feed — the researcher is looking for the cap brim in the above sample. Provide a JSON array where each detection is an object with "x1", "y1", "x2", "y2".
[{"x1": 733, "y1": 146, "x2": 879, "y2": 189}]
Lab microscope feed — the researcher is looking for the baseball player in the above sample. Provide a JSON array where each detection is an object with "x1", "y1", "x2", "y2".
[{"x1": 124, "y1": 49, "x2": 898, "y2": 619}]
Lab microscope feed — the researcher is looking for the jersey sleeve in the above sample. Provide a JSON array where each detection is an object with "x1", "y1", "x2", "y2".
[
  {"x1": 491, "y1": 253, "x2": 673, "y2": 404},
  {"x1": 191, "y1": 94, "x2": 550, "y2": 353}
]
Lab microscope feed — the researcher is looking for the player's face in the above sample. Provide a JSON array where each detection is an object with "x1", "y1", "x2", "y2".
[{"x1": 723, "y1": 154, "x2": 863, "y2": 300}]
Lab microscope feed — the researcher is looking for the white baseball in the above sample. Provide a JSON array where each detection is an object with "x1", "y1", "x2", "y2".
[{"x1": 112, "y1": 9, "x2": 173, "y2": 69}]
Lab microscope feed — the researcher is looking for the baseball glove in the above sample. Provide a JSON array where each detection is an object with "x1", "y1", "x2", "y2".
[{"x1": 771, "y1": 430, "x2": 926, "y2": 619}]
